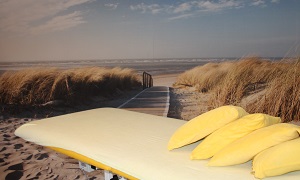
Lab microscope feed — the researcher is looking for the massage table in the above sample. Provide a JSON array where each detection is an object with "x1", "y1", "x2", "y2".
[{"x1": 15, "y1": 108, "x2": 300, "y2": 179}]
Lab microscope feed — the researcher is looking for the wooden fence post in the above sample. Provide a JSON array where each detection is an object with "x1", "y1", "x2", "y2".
[{"x1": 143, "y1": 72, "x2": 153, "y2": 89}]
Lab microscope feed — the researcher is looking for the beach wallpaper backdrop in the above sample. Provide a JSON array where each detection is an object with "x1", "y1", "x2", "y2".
[{"x1": 0, "y1": 0, "x2": 300, "y2": 179}]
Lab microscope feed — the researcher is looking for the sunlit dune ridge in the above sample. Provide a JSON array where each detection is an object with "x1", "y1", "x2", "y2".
[{"x1": 175, "y1": 57, "x2": 300, "y2": 122}]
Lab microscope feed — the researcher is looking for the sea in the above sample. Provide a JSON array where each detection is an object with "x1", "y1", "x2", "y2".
[
  {"x1": 0, "y1": 57, "x2": 284, "y2": 76},
  {"x1": 0, "y1": 58, "x2": 237, "y2": 76}
]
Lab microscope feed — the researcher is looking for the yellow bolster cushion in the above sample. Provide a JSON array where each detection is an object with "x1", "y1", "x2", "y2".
[
  {"x1": 208, "y1": 123, "x2": 300, "y2": 166},
  {"x1": 190, "y1": 113, "x2": 281, "y2": 160},
  {"x1": 252, "y1": 138, "x2": 300, "y2": 179},
  {"x1": 167, "y1": 106, "x2": 248, "y2": 150}
]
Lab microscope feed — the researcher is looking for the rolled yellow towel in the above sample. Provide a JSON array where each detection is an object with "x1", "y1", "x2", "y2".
[
  {"x1": 208, "y1": 123, "x2": 300, "y2": 166},
  {"x1": 191, "y1": 113, "x2": 281, "y2": 160},
  {"x1": 168, "y1": 106, "x2": 248, "y2": 150},
  {"x1": 252, "y1": 138, "x2": 300, "y2": 179}
]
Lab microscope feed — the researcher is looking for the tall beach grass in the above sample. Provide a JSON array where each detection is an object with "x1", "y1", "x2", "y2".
[
  {"x1": 246, "y1": 61, "x2": 300, "y2": 122},
  {"x1": 174, "y1": 61, "x2": 235, "y2": 92},
  {"x1": 0, "y1": 67, "x2": 141, "y2": 106},
  {"x1": 175, "y1": 57, "x2": 300, "y2": 122}
]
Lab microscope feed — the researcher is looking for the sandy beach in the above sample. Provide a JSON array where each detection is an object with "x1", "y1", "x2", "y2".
[{"x1": 0, "y1": 73, "x2": 203, "y2": 180}]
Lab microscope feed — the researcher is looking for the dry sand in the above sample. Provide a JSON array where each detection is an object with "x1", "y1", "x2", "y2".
[
  {"x1": 0, "y1": 73, "x2": 206, "y2": 180},
  {"x1": 153, "y1": 73, "x2": 211, "y2": 120}
]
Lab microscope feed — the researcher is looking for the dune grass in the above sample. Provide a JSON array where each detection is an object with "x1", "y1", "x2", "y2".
[
  {"x1": 0, "y1": 67, "x2": 141, "y2": 106},
  {"x1": 174, "y1": 61, "x2": 235, "y2": 92},
  {"x1": 175, "y1": 57, "x2": 300, "y2": 122},
  {"x1": 246, "y1": 61, "x2": 300, "y2": 122}
]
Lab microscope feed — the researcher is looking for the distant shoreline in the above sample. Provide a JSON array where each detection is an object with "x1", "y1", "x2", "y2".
[
  {"x1": 0, "y1": 57, "x2": 289, "y2": 76},
  {"x1": 0, "y1": 56, "x2": 287, "y2": 64}
]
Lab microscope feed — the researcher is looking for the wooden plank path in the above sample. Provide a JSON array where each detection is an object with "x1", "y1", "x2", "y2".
[{"x1": 118, "y1": 86, "x2": 170, "y2": 117}]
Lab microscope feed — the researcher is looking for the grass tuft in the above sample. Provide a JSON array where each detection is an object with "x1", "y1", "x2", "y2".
[
  {"x1": 246, "y1": 61, "x2": 300, "y2": 122},
  {"x1": 174, "y1": 61, "x2": 234, "y2": 92},
  {"x1": 0, "y1": 67, "x2": 141, "y2": 105}
]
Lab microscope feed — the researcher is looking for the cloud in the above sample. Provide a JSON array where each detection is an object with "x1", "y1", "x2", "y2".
[
  {"x1": 251, "y1": 0, "x2": 266, "y2": 6},
  {"x1": 197, "y1": 0, "x2": 242, "y2": 12},
  {"x1": 105, "y1": 3, "x2": 119, "y2": 10},
  {"x1": 169, "y1": 0, "x2": 242, "y2": 20},
  {"x1": 173, "y1": 2, "x2": 193, "y2": 13},
  {"x1": 0, "y1": 0, "x2": 93, "y2": 35},
  {"x1": 30, "y1": 11, "x2": 85, "y2": 35},
  {"x1": 130, "y1": 0, "x2": 282, "y2": 21},
  {"x1": 270, "y1": 0, "x2": 280, "y2": 3},
  {"x1": 130, "y1": 3, "x2": 163, "y2": 14},
  {"x1": 168, "y1": 13, "x2": 195, "y2": 21},
  {"x1": 131, "y1": 1, "x2": 243, "y2": 20}
]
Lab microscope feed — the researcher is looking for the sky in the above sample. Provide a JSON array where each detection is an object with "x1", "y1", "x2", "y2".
[{"x1": 0, "y1": 0, "x2": 299, "y2": 62}]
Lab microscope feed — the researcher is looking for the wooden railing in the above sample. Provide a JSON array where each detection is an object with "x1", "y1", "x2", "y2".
[{"x1": 142, "y1": 72, "x2": 153, "y2": 89}]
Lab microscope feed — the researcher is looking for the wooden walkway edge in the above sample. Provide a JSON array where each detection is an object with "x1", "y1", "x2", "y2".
[{"x1": 118, "y1": 86, "x2": 170, "y2": 117}]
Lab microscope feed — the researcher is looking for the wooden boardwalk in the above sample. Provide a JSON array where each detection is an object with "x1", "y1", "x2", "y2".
[{"x1": 118, "y1": 86, "x2": 170, "y2": 117}]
